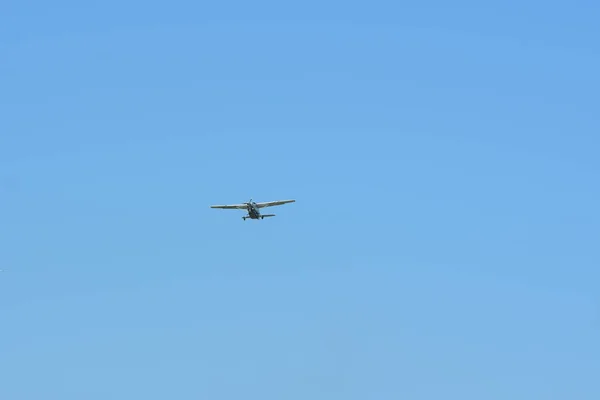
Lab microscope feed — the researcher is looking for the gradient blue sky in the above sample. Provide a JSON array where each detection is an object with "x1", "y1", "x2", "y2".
[{"x1": 1, "y1": 1, "x2": 599, "y2": 399}]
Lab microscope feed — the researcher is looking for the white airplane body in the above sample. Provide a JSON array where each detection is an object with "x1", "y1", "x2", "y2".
[{"x1": 210, "y1": 198, "x2": 295, "y2": 220}]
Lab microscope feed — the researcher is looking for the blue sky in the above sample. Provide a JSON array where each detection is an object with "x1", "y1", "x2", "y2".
[{"x1": 1, "y1": 1, "x2": 599, "y2": 398}]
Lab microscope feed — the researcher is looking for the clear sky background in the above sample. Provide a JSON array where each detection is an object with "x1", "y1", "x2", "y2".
[{"x1": 1, "y1": 1, "x2": 599, "y2": 399}]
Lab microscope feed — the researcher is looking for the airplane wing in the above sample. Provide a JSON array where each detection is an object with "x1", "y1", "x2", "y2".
[
  {"x1": 210, "y1": 203, "x2": 247, "y2": 210},
  {"x1": 255, "y1": 199, "x2": 296, "y2": 208}
]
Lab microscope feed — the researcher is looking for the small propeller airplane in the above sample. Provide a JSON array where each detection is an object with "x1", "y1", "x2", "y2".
[{"x1": 210, "y1": 198, "x2": 295, "y2": 220}]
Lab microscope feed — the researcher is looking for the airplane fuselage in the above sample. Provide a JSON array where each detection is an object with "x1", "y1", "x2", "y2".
[{"x1": 245, "y1": 202, "x2": 261, "y2": 220}]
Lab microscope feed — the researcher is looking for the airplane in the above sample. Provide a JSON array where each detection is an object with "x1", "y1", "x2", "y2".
[{"x1": 210, "y1": 198, "x2": 295, "y2": 220}]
